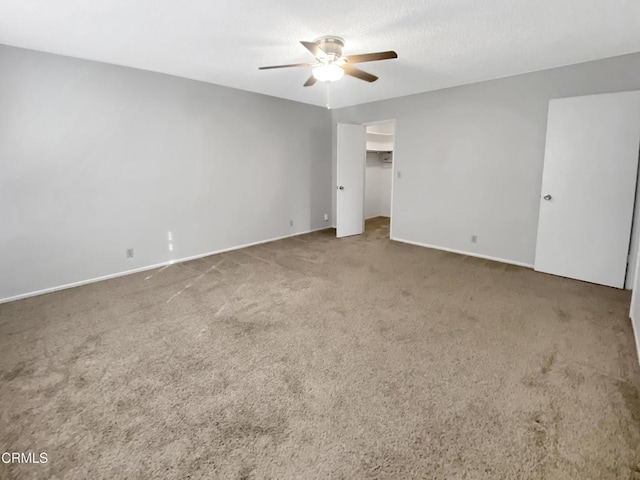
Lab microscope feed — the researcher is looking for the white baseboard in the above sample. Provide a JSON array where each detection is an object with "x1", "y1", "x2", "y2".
[
  {"x1": 390, "y1": 237, "x2": 534, "y2": 269},
  {"x1": 0, "y1": 226, "x2": 330, "y2": 305}
]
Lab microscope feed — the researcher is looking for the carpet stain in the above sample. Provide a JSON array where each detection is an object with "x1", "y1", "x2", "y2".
[
  {"x1": 562, "y1": 364, "x2": 586, "y2": 386},
  {"x1": 221, "y1": 414, "x2": 288, "y2": 445},
  {"x1": 73, "y1": 375, "x2": 89, "y2": 389},
  {"x1": 221, "y1": 316, "x2": 279, "y2": 338},
  {"x1": 554, "y1": 306, "x2": 571, "y2": 323},
  {"x1": 541, "y1": 351, "x2": 557, "y2": 375},
  {"x1": 2, "y1": 362, "x2": 31, "y2": 381},
  {"x1": 615, "y1": 379, "x2": 640, "y2": 423},
  {"x1": 282, "y1": 370, "x2": 304, "y2": 397},
  {"x1": 530, "y1": 415, "x2": 547, "y2": 449},
  {"x1": 67, "y1": 333, "x2": 103, "y2": 363},
  {"x1": 460, "y1": 309, "x2": 480, "y2": 325},
  {"x1": 238, "y1": 464, "x2": 256, "y2": 480}
]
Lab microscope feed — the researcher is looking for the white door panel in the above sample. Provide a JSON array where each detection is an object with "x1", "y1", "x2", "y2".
[
  {"x1": 534, "y1": 91, "x2": 640, "y2": 288},
  {"x1": 337, "y1": 123, "x2": 366, "y2": 238}
]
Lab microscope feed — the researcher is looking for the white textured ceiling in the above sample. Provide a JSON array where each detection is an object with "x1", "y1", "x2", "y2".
[{"x1": 1, "y1": 0, "x2": 640, "y2": 108}]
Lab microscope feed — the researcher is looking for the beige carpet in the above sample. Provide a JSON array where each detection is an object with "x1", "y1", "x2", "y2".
[{"x1": 1, "y1": 217, "x2": 639, "y2": 479}]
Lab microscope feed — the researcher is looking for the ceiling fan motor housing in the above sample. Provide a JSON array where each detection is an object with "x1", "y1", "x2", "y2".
[{"x1": 315, "y1": 36, "x2": 344, "y2": 61}]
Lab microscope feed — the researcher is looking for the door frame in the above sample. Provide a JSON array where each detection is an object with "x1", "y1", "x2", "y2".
[{"x1": 362, "y1": 118, "x2": 396, "y2": 238}]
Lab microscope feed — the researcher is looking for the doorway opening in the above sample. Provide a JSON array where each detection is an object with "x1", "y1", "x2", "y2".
[{"x1": 364, "y1": 121, "x2": 395, "y2": 238}]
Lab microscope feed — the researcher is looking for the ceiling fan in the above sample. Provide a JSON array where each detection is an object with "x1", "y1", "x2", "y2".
[{"x1": 259, "y1": 36, "x2": 398, "y2": 87}]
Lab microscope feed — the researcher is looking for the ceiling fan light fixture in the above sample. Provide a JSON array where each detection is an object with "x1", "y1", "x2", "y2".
[
  {"x1": 259, "y1": 36, "x2": 396, "y2": 87},
  {"x1": 312, "y1": 64, "x2": 344, "y2": 82}
]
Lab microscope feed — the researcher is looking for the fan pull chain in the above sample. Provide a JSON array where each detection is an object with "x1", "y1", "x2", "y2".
[{"x1": 326, "y1": 82, "x2": 331, "y2": 110}]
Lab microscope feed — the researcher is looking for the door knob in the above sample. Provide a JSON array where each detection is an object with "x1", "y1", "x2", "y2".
[
  {"x1": 543, "y1": 194, "x2": 552, "y2": 201},
  {"x1": 338, "y1": 186, "x2": 344, "y2": 190}
]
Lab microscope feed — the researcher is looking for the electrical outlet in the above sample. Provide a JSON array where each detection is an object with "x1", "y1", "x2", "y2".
[
  {"x1": 290, "y1": 220, "x2": 294, "y2": 226},
  {"x1": 324, "y1": 213, "x2": 329, "y2": 222},
  {"x1": 126, "y1": 248, "x2": 134, "y2": 258},
  {"x1": 471, "y1": 235, "x2": 478, "y2": 244}
]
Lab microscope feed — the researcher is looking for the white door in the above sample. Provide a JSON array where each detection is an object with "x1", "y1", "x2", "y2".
[
  {"x1": 337, "y1": 123, "x2": 366, "y2": 238},
  {"x1": 534, "y1": 91, "x2": 640, "y2": 288}
]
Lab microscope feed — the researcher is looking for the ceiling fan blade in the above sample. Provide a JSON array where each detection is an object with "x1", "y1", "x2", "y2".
[
  {"x1": 259, "y1": 62, "x2": 315, "y2": 70},
  {"x1": 303, "y1": 75, "x2": 317, "y2": 87},
  {"x1": 345, "y1": 51, "x2": 398, "y2": 64},
  {"x1": 343, "y1": 65, "x2": 378, "y2": 83},
  {"x1": 300, "y1": 40, "x2": 326, "y2": 59}
]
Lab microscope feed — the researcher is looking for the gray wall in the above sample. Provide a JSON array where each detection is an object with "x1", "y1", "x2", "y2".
[
  {"x1": 0, "y1": 45, "x2": 332, "y2": 302},
  {"x1": 331, "y1": 52, "x2": 640, "y2": 266}
]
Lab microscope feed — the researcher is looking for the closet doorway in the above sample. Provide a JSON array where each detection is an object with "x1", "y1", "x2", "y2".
[{"x1": 364, "y1": 121, "x2": 395, "y2": 238}]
